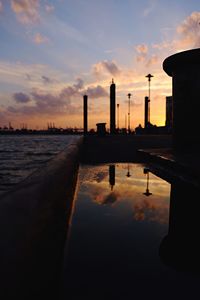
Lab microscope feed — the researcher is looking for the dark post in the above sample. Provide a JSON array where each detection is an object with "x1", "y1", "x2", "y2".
[
  {"x1": 109, "y1": 165, "x2": 115, "y2": 191},
  {"x1": 163, "y1": 48, "x2": 200, "y2": 151},
  {"x1": 165, "y1": 96, "x2": 173, "y2": 128},
  {"x1": 144, "y1": 96, "x2": 149, "y2": 128},
  {"x1": 145, "y1": 74, "x2": 153, "y2": 124},
  {"x1": 127, "y1": 93, "x2": 132, "y2": 133},
  {"x1": 96, "y1": 123, "x2": 106, "y2": 136},
  {"x1": 110, "y1": 79, "x2": 116, "y2": 134},
  {"x1": 83, "y1": 95, "x2": 88, "y2": 135}
]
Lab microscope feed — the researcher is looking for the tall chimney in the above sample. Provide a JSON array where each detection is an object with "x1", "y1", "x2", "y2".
[
  {"x1": 110, "y1": 79, "x2": 116, "y2": 134},
  {"x1": 83, "y1": 95, "x2": 88, "y2": 135}
]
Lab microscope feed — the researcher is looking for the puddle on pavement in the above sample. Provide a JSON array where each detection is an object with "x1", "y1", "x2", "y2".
[{"x1": 60, "y1": 163, "x2": 200, "y2": 299}]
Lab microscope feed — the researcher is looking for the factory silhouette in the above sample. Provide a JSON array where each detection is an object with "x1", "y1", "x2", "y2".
[{"x1": 83, "y1": 77, "x2": 172, "y2": 136}]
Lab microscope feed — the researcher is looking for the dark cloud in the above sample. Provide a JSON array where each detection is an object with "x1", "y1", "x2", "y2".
[
  {"x1": 41, "y1": 75, "x2": 54, "y2": 84},
  {"x1": 13, "y1": 92, "x2": 31, "y2": 103},
  {"x1": 8, "y1": 78, "x2": 107, "y2": 116},
  {"x1": 102, "y1": 192, "x2": 119, "y2": 205},
  {"x1": 60, "y1": 78, "x2": 84, "y2": 98},
  {"x1": 93, "y1": 60, "x2": 121, "y2": 76},
  {"x1": 85, "y1": 85, "x2": 108, "y2": 98},
  {"x1": 25, "y1": 73, "x2": 32, "y2": 81},
  {"x1": 73, "y1": 78, "x2": 84, "y2": 90},
  {"x1": 102, "y1": 61, "x2": 121, "y2": 75},
  {"x1": 94, "y1": 171, "x2": 108, "y2": 183}
]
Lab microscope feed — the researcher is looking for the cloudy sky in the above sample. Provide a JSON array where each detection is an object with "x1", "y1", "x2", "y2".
[{"x1": 0, "y1": 0, "x2": 200, "y2": 129}]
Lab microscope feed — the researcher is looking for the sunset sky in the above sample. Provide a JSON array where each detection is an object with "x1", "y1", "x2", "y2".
[{"x1": 0, "y1": 0, "x2": 200, "y2": 130}]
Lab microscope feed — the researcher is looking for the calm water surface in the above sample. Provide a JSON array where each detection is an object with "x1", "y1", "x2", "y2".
[
  {"x1": 0, "y1": 135, "x2": 80, "y2": 194},
  {"x1": 61, "y1": 163, "x2": 200, "y2": 299}
]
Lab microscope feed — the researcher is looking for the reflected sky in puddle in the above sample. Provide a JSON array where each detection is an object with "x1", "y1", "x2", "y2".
[
  {"x1": 77, "y1": 164, "x2": 170, "y2": 226},
  {"x1": 61, "y1": 164, "x2": 200, "y2": 299},
  {"x1": 61, "y1": 163, "x2": 178, "y2": 299}
]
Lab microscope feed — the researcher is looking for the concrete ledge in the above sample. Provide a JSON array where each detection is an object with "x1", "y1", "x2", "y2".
[
  {"x1": 138, "y1": 148, "x2": 200, "y2": 188},
  {"x1": 0, "y1": 137, "x2": 83, "y2": 299},
  {"x1": 82, "y1": 135, "x2": 172, "y2": 163}
]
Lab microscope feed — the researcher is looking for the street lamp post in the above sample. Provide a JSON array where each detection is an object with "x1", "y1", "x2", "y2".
[
  {"x1": 127, "y1": 93, "x2": 132, "y2": 133},
  {"x1": 145, "y1": 74, "x2": 153, "y2": 124}
]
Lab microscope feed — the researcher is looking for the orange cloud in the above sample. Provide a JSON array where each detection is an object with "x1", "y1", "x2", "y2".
[
  {"x1": 135, "y1": 44, "x2": 149, "y2": 63},
  {"x1": 176, "y1": 11, "x2": 200, "y2": 49},
  {"x1": 152, "y1": 11, "x2": 200, "y2": 53},
  {"x1": 33, "y1": 33, "x2": 49, "y2": 44},
  {"x1": 133, "y1": 198, "x2": 168, "y2": 224},
  {"x1": 11, "y1": 0, "x2": 40, "y2": 24},
  {"x1": 135, "y1": 44, "x2": 148, "y2": 54},
  {"x1": 145, "y1": 54, "x2": 159, "y2": 67}
]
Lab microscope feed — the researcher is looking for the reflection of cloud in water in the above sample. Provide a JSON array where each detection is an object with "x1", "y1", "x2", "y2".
[
  {"x1": 102, "y1": 192, "x2": 119, "y2": 205},
  {"x1": 94, "y1": 171, "x2": 108, "y2": 183},
  {"x1": 93, "y1": 190, "x2": 120, "y2": 206},
  {"x1": 79, "y1": 166, "x2": 108, "y2": 183},
  {"x1": 133, "y1": 198, "x2": 168, "y2": 224},
  {"x1": 79, "y1": 164, "x2": 170, "y2": 225}
]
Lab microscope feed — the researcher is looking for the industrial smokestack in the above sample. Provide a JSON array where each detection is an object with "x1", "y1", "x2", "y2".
[
  {"x1": 110, "y1": 79, "x2": 116, "y2": 134},
  {"x1": 83, "y1": 95, "x2": 88, "y2": 135}
]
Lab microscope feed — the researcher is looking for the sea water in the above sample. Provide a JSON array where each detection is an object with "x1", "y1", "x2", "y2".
[{"x1": 0, "y1": 134, "x2": 80, "y2": 195}]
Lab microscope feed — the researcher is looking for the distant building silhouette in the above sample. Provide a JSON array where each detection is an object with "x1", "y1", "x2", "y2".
[
  {"x1": 110, "y1": 79, "x2": 116, "y2": 134},
  {"x1": 83, "y1": 95, "x2": 88, "y2": 135},
  {"x1": 165, "y1": 96, "x2": 173, "y2": 128},
  {"x1": 96, "y1": 123, "x2": 106, "y2": 136}
]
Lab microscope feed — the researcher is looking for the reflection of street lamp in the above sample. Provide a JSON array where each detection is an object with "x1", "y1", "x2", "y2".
[
  {"x1": 127, "y1": 93, "x2": 132, "y2": 133},
  {"x1": 126, "y1": 164, "x2": 131, "y2": 178},
  {"x1": 145, "y1": 74, "x2": 153, "y2": 124},
  {"x1": 143, "y1": 167, "x2": 152, "y2": 196}
]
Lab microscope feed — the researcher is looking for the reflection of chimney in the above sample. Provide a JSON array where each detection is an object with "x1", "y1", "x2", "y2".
[
  {"x1": 126, "y1": 164, "x2": 131, "y2": 178},
  {"x1": 110, "y1": 79, "x2": 116, "y2": 134},
  {"x1": 83, "y1": 95, "x2": 88, "y2": 135},
  {"x1": 109, "y1": 165, "x2": 115, "y2": 191}
]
